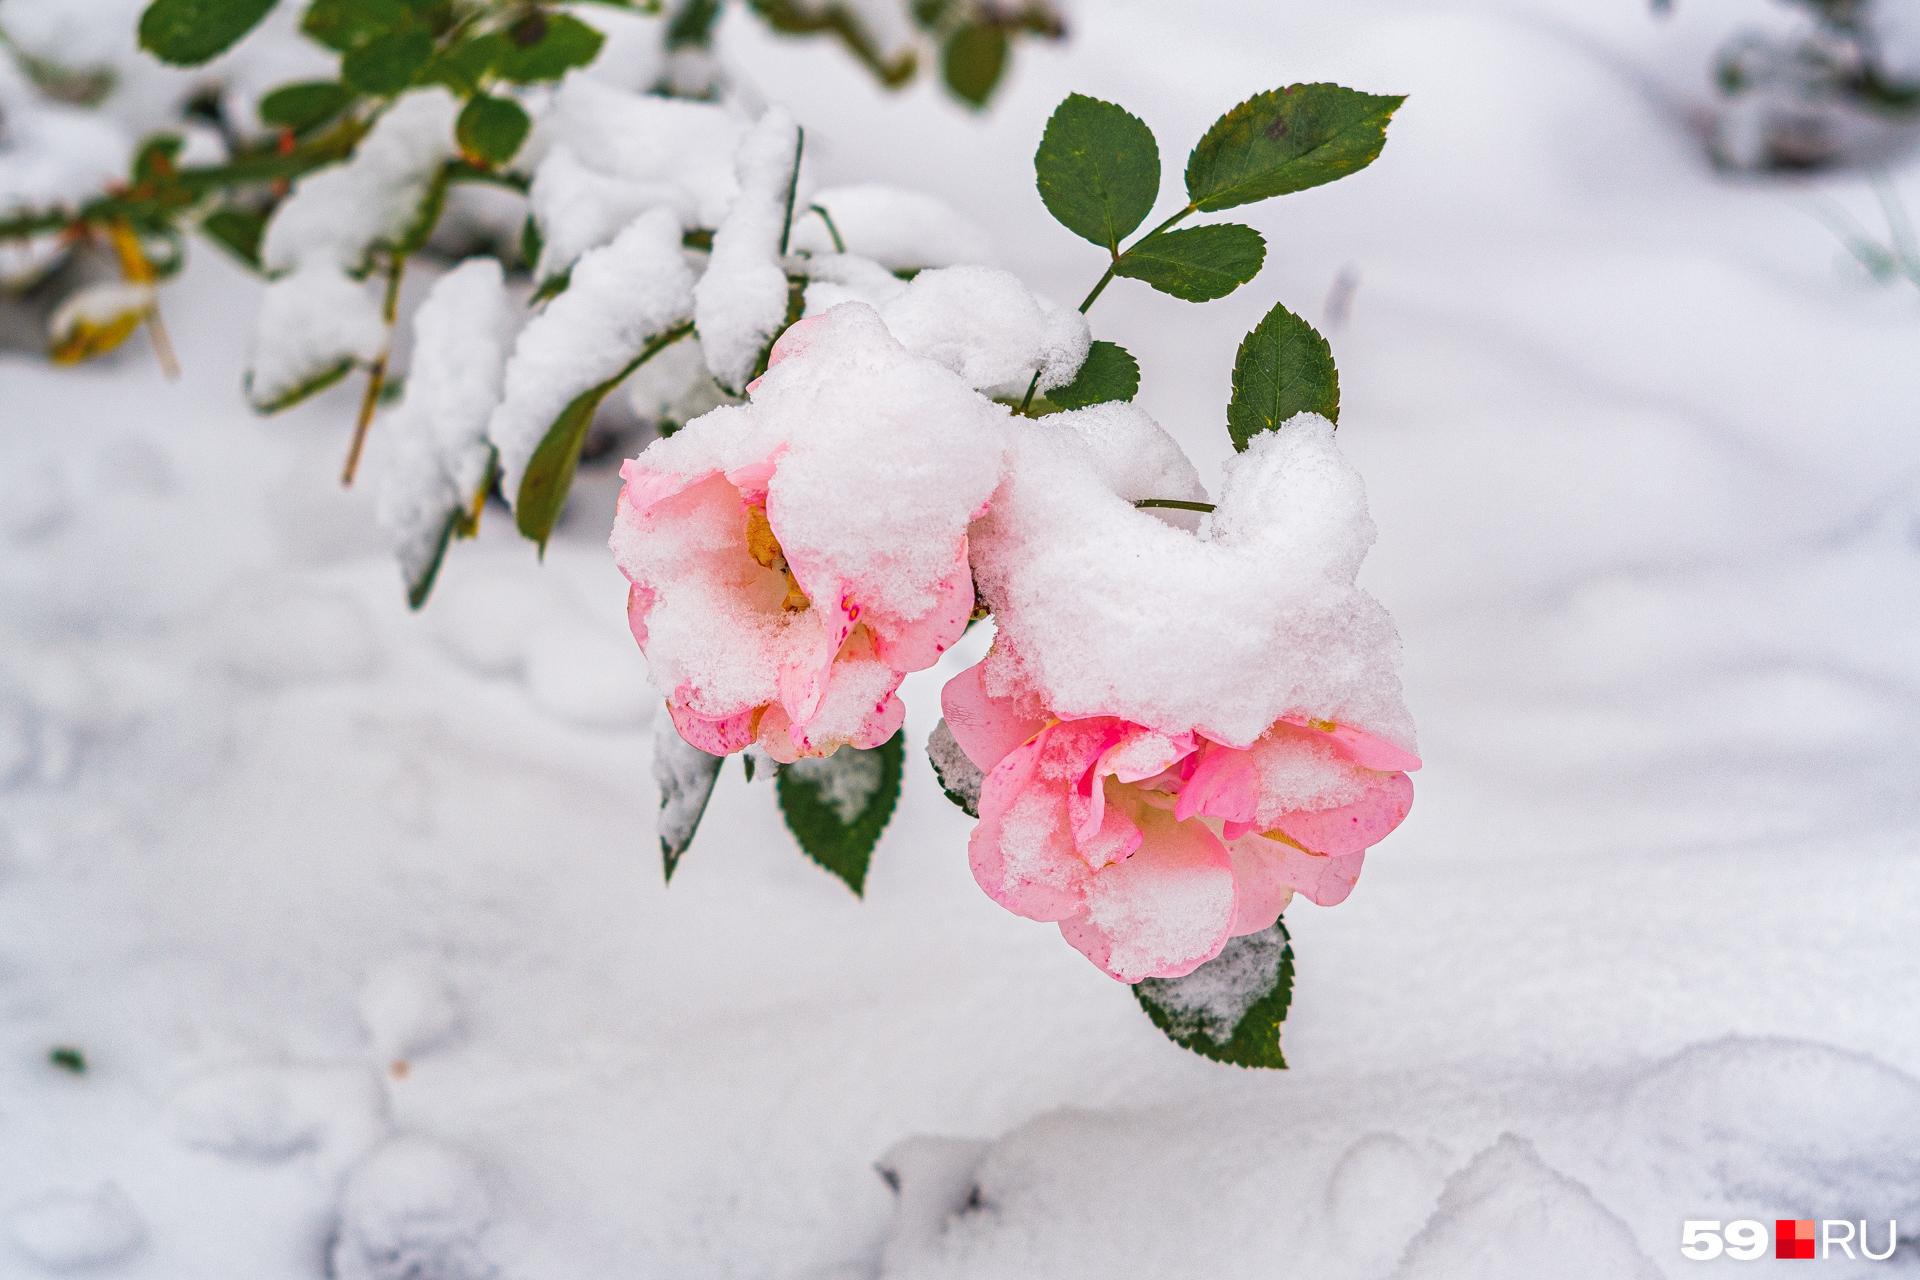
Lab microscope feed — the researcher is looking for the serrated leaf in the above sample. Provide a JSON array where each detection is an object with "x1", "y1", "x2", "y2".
[
  {"x1": 1046, "y1": 340, "x2": 1138, "y2": 410},
  {"x1": 302, "y1": 0, "x2": 411, "y2": 51},
  {"x1": 776, "y1": 732, "x2": 904, "y2": 896},
  {"x1": 1034, "y1": 93, "x2": 1159, "y2": 252},
  {"x1": 1226, "y1": 302, "x2": 1338, "y2": 450},
  {"x1": 138, "y1": 0, "x2": 275, "y2": 65},
  {"x1": 496, "y1": 13, "x2": 605, "y2": 83},
  {"x1": 926, "y1": 719, "x2": 981, "y2": 817},
  {"x1": 515, "y1": 323, "x2": 692, "y2": 547},
  {"x1": 456, "y1": 94, "x2": 530, "y2": 167},
  {"x1": 654, "y1": 720, "x2": 725, "y2": 882},
  {"x1": 942, "y1": 23, "x2": 1007, "y2": 109},
  {"x1": 343, "y1": 28, "x2": 433, "y2": 95},
  {"x1": 1114, "y1": 223, "x2": 1265, "y2": 302},
  {"x1": 260, "y1": 80, "x2": 355, "y2": 132},
  {"x1": 1134, "y1": 920, "x2": 1293, "y2": 1068},
  {"x1": 1185, "y1": 84, "x2": 1403, "y2": 212}
]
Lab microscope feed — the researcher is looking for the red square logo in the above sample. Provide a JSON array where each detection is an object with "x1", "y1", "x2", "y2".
[{"x1": 1777, "y1": 1219, "x2": 1816, "y2": 1260}]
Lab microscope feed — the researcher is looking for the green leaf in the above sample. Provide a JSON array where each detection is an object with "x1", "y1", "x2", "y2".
[
  {"x1": 1134, "y1": 920, "x2": 1293, "y2": 1068},
  {"x1": 776, "y1": 732, "x2": 904, "y2": 896},
  {"x1": 199, "y1": 206, "x2": 266, "y2": 270},
  {"x1": 259, "y1": 80, "x2": 355, "y2": 132},
  {"x1": 926, "y1": 719, "x2": 981, "y2": 818},
  {"x1": 655, "y1": 724, "x2": 725, "y2": 882},
  {"x1": 1046, "y1": 339, "x2": 1139, "y2": 410},
  {"x1": 1185, "y1": 83, "x2": 1403, "y2": 212},
  {"x1": 1034, "y1": 93, "x2": 1160, "y2": 252},
  {"x1": 426, "y1": 32, "x2": 507, "y2": 94},
  {"x1": 245, "y1": 357, "x2": 357, "y2": 414},
  {"x1": 496, "y1": 13, "x2": 605, "y2": 83},
  {"x1": 1114, "y1": 223, "x2": 1265, "y2": 302},
  {"x1": 48, "y1": 1045, "x2": 87, "y2": 1075},
  {"x1": 515, "y1": 323, "x2": 693, "y2": 547},
  {"x1": 456, "y1": 94, "x2": 531, "y2": 166},
  {"x1": 1226, "y1": 302, "x2": 1338, "y2": 450},
  {"x1": 942, "y1": 23, "x2": 1007, "y2": 109},
  {"x1": 342, "y1": 28, "x2": 433, "y2": 95},
  {"x1": 301, "y1": 0, "x2": 412, "y2": 52},
  {"x1": 138, "y1": 0, "x2": 275, "y2": 65}
]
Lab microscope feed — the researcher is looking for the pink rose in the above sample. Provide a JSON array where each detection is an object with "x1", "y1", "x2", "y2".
[
  {"x1": 611, "y1": 305, "x2": 1004, "y2": 761},
  {"x1": 942, "y1": 661, "x2": 1420, "y2": 982}
]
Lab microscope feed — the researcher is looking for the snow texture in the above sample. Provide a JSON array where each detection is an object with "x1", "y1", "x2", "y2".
[
  {"x1": 0, "y1": 61, "x2": 132, "y2": 287},
  {"x1": 260, "y1": 89, "x2": 460, "y2": 274},
  {"x1": 694, "y1": 107, "x2": 802, "y2": 391},
  {"x1": 1133, "y1": 924, "x2": 1287, "y2": 1043},
  {"x1": 925, "y1": 718, "x2": 982, "y2": 813},
  {"x1": 245, "y1": 264, "x2": 386, "y2": 410},
  {"x1": 876, "y1": 265, "x2": 1090, "y2": 396},
  {"x1": 5, "y1": 1184, "x2": 146, "y2": 1272},
  {"x1": 529, "y1": 78, "x2": 742, "y2": 230},
  {"x1": 374, "y1": 258, "x2": 517, "y2": 589},
  {"x1": 329, "y1": 1137, "x2": 494, "y2": 1280},
  {"x1": 487, "y1": 208, "x2": 695, "y2": 505},
  {"x1": 790, "y1": 184, "x2": 992, "y2": 269},
  {"x1": 7, "y1": 2, "x2": 1920, "y2": 1277},
  {"x1": 975, "y1": 412, "x2": 1415, "y2": 750}
]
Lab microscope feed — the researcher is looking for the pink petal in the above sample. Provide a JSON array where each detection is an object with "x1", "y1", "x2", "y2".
[
  {"x1": 940, "y1": 662, "x2": 1047, "y2": 772},
  {"x1": 969, "y1": 729, "x2": 1089, "y2": 922},
  {"x1": 1226, "y1": 838, "x2": 1297, "y2": 936},
  {"x1": 868, "y1": 554, "x2": 975, "y2": 673},
  {"x1": 1057, "y1": 804, "x2": 1236, "y2": 983},
  {"x1": 1283, "y1": 717, "x2": 1423, "y2": 773},
  {"x1": 775, "y1": 587, "x2": 853, "y2": 727},
  {"x1": 624, "y1": 583, "x2": 656, "y2": 648},
  {"x1": 1269, "y1": 770, "x2": 1414, "y2": 858},
  {"x1": 723, "y1": 455, "x2": 779, "y2": 505},
  {"x1": 667, "y1": 697, "x2": 759, "y2": 756},
  {"x1": 1175, "y1": 741, "x2": 1260, "y2": 825},
  {"x1": 618, "y1": 459, "x2": 708, "y2": 518},
  {"x1": 1244, "y1": 836, "x2": 1365, "y2": 907}
]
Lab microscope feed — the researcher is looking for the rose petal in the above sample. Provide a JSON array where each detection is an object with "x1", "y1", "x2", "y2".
[
  {"x1": 1269, "y1": 770, "x2": 1414, "y2": 858},
  {"x1": 668, "y1": 697, "x2": 759, "y2": 756},
  {"x1": 969, "y1": 729, "x2": 1089, "y2": 921},
  {"x1": 1283, "y1": 716, "x2": 1423, "y2": 773},
  {"x1": 869, "y1": 553, "x2": 975, "y2": 672},
  {"x1": 1226, "y1": 837, "x2": 1298, "y2": 936},
  {"x1": 940, "y1": 662, "x2": 1048, "y2": 772},
  {"x1": 1057, "y1": 803, "x2": 1236, "y2": 983},
  {"x1": 1245, "y1": 836, "x2": 1366, "y2": 907}
]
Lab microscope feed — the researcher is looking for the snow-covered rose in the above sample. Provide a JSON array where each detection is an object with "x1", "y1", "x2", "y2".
[
  {"x1": 610, "y1": 304, "x2": 1007, "y2": 761},
  {"x1": 943, "y1": 663, "x2": 1419, "y2": 982},
  {"x1": 947, "y1": 406, "x2": 1421, "y2": 981}
]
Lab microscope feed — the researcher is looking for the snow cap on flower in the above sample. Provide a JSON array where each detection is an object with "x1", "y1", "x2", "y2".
[
  {"x1": 946, "y1": 408, "x2": 1419, "y2": 982},
  {"x1": 972, "y1": 411, "x2": 1416, "y2": 751},
  {"x1": 610, "y1": 301, "x2": 1009, "y2": 761}
]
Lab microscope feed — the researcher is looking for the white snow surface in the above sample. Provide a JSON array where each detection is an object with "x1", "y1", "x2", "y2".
[{"x1": 6, "y1": 2, "x2": 1920, "y2": 1278}]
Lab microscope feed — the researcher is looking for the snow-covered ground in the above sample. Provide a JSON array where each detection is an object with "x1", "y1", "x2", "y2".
[{"x1": 6, "y1": 1, "x2": 1920, "y2": 1276}]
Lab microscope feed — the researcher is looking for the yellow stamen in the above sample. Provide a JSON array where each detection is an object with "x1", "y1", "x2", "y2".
[{"x1": 743, "y1": 504, "x2": 810, "y2": 611}]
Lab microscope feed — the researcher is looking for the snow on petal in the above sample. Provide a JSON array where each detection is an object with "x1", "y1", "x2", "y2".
[{"x1": 1058, "y1": 802, "x2": 1237, "y2": 983}]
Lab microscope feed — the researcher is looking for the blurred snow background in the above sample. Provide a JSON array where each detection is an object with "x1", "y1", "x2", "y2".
[{"x1": 5, "y1": 0, "x2": 1920, "y2": 1276}]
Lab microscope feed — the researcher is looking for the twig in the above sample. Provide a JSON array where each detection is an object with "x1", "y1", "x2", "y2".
[{"x1": 341, "y1": 253, "x2": 406, "y2": 486}]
